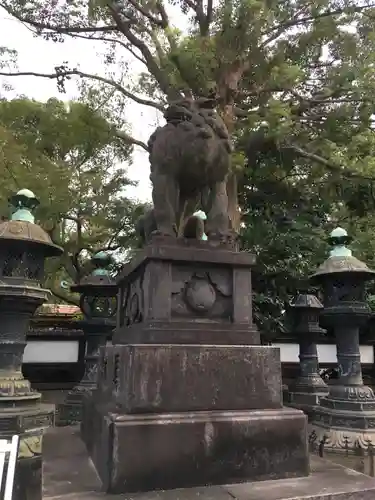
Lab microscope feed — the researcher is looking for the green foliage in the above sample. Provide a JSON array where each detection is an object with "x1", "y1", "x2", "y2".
[
  {"x1": 3, "y1": 0, "x2": 375, "y2": 333},
  {"x1": 0, "y1": 96, "x2": 141, "y2": 303}
]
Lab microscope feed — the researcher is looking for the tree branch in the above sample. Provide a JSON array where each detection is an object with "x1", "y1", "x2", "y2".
[
  {"x1": 36, "y1": 29, "x2": 149, "y2": 67},
  {"x1": 150, "y1": 3, "x2": 193, "y2": 97},
  {"x1": 288, "y1": 144, "x2": 375, "y2": 182},
  {"x1": 4, "y1": 1, "x2": 183, "y2": 100},
  {"x1": 0, "y1": 68, "x2": 164, "y2": 111},
  {"x1": 91, "y1": 244, "x2": 121, "y2": 253},
  {"x1": 107, "y1": 1, "x2": 181, "y2": 100},
  {"x1": 125, "y1": 0, "x2": 165, "y2": 26},
  {"x1": 261, "y1": 5, "x2": 375, "y2": 46},
  {"x1": 0, "y1": 4, "x2": 117, "y2": 33},
  {"x1": 50, "y1": 286, "x2": 80, "y2": 306},
  {"x1": 116, "y1": 130, "x2": 149, "y2": 151},
  {"x1": 5, "y1": 3, "x2": 149, "y2": 67},
  {"x1": 205, "y1": 0, "x2": 213, "y2": 36},
  {"x1": 183, "y1": 0, "x2": 207, "y2": 36},
  {"x1": 61, "y1": 214, "x2": 86, "y2": 280},
  {"x1": 155, "y1": 1, "x2": 170, "y2": 29}
]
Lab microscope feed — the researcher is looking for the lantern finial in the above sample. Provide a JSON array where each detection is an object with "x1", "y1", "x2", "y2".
[
  {"x1": 328, "y1": 227, "x2": 352, "y2": 257},
  {"x1": 9, "y1": 189, "x2": 40, "y2": 223}
]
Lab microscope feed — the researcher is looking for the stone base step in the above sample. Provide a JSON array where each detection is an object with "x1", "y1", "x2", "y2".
[{"x1": 43, "y1": 426, "x2": 375, "y2": 500}]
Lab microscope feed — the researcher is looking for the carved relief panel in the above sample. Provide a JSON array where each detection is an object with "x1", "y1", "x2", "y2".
[
  {"x1": 171, "y1": 264, "x2": 232, "y2": 321},
  {"x1": 120, "y1": 267, "x2": 145, "y2": 328},
  {"x1": 97, "y1": 345, "x2": 114, "y2": 399}
]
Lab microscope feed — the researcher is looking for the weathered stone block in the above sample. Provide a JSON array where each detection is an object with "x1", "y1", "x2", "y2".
[
  {"x1": 82, "y1": 241, "x2": 310, "y2": 494},
  {"x1": 91, "y1": 407, "x2": 308, "y2": 494},
  {"x1": 112, "y1": 344, "x2": 282, "y2": 413},
  {"x1": 46, "y1": 425, "x2": 375, "y2": 500},
  {"x1": 114, "y1": 243, "x2": 259, "y2": 345}
]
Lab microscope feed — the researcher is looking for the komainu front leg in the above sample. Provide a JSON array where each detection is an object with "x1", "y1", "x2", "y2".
[
  {"x1": 151, "y1": 170, "x2": 178, "y2": 237},
  {"x1": 205, "y1": 181, "x2": 232, "y2": 241}
]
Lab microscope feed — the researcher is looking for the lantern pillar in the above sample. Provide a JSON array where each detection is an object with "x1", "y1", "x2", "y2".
[
  {"x1": 0, "y1": 189, "x2": 63, "y2": 500},
  {"x1": 285, "y1": 294, "x2": 329, "y2": 417},
  {"x1": 58, "y1": 251, "x2": 116, "y2": 425}
]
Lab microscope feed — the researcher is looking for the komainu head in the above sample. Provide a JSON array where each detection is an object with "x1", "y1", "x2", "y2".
[{"x1": 146, "y1": 97, "x2": 233, "y2": 241}]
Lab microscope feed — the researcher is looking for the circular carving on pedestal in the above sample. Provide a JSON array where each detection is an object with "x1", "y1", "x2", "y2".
[{"x1": 184, "y1": 278, "x2": 216, "y2": 313}]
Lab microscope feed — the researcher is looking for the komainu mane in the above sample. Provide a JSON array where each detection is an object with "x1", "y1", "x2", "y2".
[{"x1": 146, "y1": 97, "x2": 233, "y2": 241}]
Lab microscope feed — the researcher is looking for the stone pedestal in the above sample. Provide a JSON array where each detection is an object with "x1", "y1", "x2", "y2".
[
  {"x1": 44, "y1": 425, "x2": 375, "y2": 500},
  {"x1": 113, "y1": 242, "x2": 260, "y2": 345},
  {"x1": 82, "y1": 241, "x2": 309, "y2": 493}
]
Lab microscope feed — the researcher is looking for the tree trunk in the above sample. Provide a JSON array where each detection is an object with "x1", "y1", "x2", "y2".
[
  {"x1": 220, "y1": 102, "x2": 241, "y2": 233},
  {"x1": 227, "y1": 172, "x2": 240, "y2": 232}
]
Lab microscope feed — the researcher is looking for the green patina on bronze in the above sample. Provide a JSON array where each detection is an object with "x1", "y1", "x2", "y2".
[
  {"x1": 91, "y1": 250, "x2": 112, "y2": 276},
  {"x1": 311, "y1": 227, "x2": 375, "y2": 279},
  {"x1": 9, "y1": 188, "x2": 40, "y2": 223}
]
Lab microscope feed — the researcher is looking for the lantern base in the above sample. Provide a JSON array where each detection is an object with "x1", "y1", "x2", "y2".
[
  {"x1": 289, "y1": 375, "x2": 329, "y2": 393},
  {"x1": 284, "y1": 376, "x2": 329, "y2": 417},
  {"x1": 57, "y1": 323, "x2": 114, "y2": 426},
  {"x1": 309, "y1": 424, "x2": 375, "y2": 450},
  {"x1": 285, "y1": 391, "x2": 329, "y2": 418},
  {"x1": 310, "y1": 401, "x2": 375, "y2": 450},
  {"x1": 57, "y1": 386, "x2": 89, "y2": 426},
  {"x1": 321, "y1": 383, "x2": 375, "y2": 405},
  {"x1": 0, "y1": 402, "x2": 54, "y2": 500}
]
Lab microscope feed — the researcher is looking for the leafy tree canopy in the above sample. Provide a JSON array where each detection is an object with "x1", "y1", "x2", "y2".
[
  {"x1": 0, "y1": 96, "x2": 145, "y2": 304},
  {"x1": 2, "y1": 0, "x2": 375, "y2": 226},
  {"x1": 2, "y1": 1, "x2": 375, "y2": 333}
]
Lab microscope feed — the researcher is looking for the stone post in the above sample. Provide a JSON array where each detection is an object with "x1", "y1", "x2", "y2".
[
  {"x1": 82, "y1": 240, "x2": 309, "y2": 493},
  {"x1": 310, "y1": 227, "x2": 375, "y2": 450},
  {"x1": 285, "y1": 294, "x2": 329, "y2": 416},
  {"x1": 0, "y1": 189, "x2": 63, "y2": 500},
  {"x1": 59, "y1": 251, "x2": 117, "y2": 425}
]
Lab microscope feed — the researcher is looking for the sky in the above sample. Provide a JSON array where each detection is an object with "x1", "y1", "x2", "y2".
[{"x1": 0, "y1": 7, "x2": 164, "y2": 203}]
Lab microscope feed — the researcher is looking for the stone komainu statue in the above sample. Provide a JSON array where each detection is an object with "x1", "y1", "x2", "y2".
[{"x1": 146, "y1": 98, "x2": 233, "y2": 240}]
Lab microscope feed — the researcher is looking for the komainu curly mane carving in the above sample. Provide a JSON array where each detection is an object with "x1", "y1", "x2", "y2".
[{"x1": 147, "y1": 97, "x2": 233, "y2": 240}]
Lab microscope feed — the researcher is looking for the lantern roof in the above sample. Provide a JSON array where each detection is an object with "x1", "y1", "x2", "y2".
[
  {"x1": 311, "y1": 227, "x2": 375, "y2": 282},
  {"x1": 0, "y1": 189, "x2": 62, "y2": 257},
  {"x1": 290, "y1": 293, "x2": 323, "y2": 310},
  {"x1": 71, "y1": 250, "x2": 116, "y2": 295}
]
